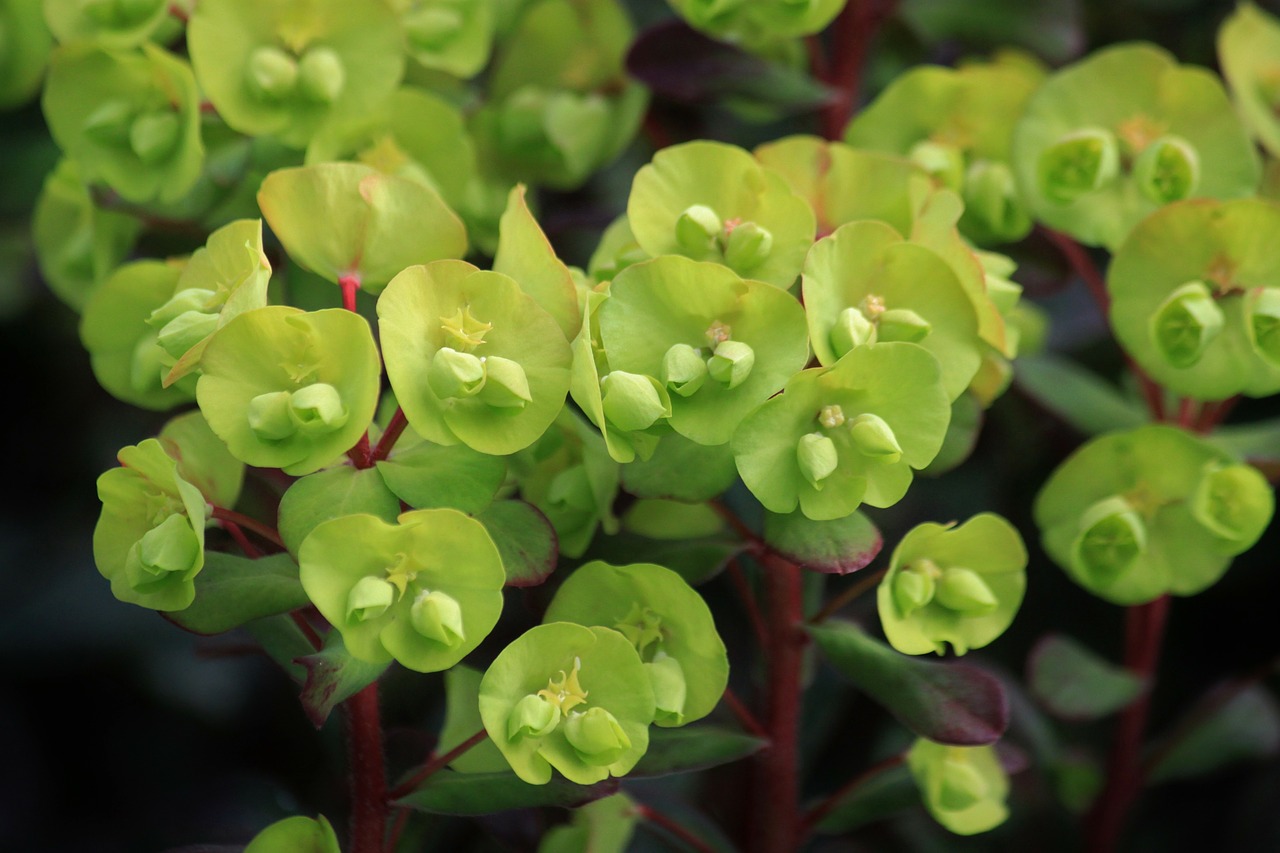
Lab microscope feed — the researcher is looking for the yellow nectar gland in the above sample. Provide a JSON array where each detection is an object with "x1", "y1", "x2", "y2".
[
  {"x1": 537, "y1": 656, "x2": 589, "y2": 714},
  {"x1": 860, "y1": 293, "x2": 886, "y2": 320},
  {"x1": 818, "y1": 404, "x2": 846, "y2": 429},
  {"x1": 383, "y1": 552, "x2": 418, "y2": 598},
  {"x1": 706, "y1": 320, "x2": 732, "y2": 346},
  {"x1": 1115, "y1": 114, "x2": 1167, "y2": 159},
  {"x1": 440, "y1": 305, "x2": 493, "y2": 352}
]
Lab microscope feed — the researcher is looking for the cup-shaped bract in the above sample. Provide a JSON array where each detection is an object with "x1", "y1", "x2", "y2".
[
  {"x1": 42, "y1": 43, "x2": 204, "y2": 204},
  {"x1": 1034, "y1": 425, "x2": 1274, "y2": 605},
  {"x1": 1219, "y1": 3, "x2": 1280, "y2": 158},
  {"x1": 80, "y1": 259, "x2": 198, "y2": 411},
  {"x1": 258, "y1": 162, "x2": 467, "y2": 296},
  {"x1": 628, "y1": 141, "x2": 815, "y2": 289},
  {"x1": 398, "y1": 0, "x2": 494, "y2": 78},
  {"x1": 907, "y1": 739, "x2": 1010, "y2": 836},
  {"x1": 196, "y1": 306, "x2": 380, "y2": 475},
  {"x1": 733, "y1": 343, "x2": 951, "y2": 521},
  {"x1": 1109, "y1": 198, "x2": 1280, "y2": 399},
  {"x1": 478, "y1": 622, "x2": 655, "y2": 785},
  {"x1": 803, "y1": 221, "x2": 982, "y2": 400},
  {"x1": 33, "y1": 159, "x2": 140, "y2": 312},
  {"x1": 188, "y1": 0, "x2": 404, "y2": 148},
  {"x1": 379, "y1": 260, "x2": 573, "y2": 456},
  {"x1": 877, "y1": 514, "x2": 1027, "y2": 656},
  {"x1": 44, "y1": 0, "x2": 171, "y2": 47},
  {"x1": 299, "y1": 509, "x2": 505, "y2": 672},
  {"x1": 596, "y1": 256, "x2": 810, "y2": 446},
  {"x1": 0, "y1": 0, "x2": 52, "y2": 110},
  {"x1": 1011, "y1": 42, "x2": 1259, "y2": 249},
  {"x1": 157, "y1": 410, "x2": 245, "y2": 510},
  {"x1": 243, "y1": 815, "x2": 340, "y2": 853},
  {"x1": 543, "y1": 561, "x2": 728, "y2": 727},
  {"x1": 94, "y1": 438, "x2": 209, "y2": 611},
  {"x1": 667, "y1": 0, "x2": 843, "y2": 47}
]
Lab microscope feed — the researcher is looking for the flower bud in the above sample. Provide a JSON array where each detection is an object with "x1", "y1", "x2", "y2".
[
  {"x1": 507, "y1": 693, "x2": 561, "y2": 740},
  {"x1": 1246, "y1": 287, "x2": 1280, "y2": 367},
  {"x1": 564, "y1": 707, "x2": 631, "y2": 766},
  {"x1": 404, "y1": 6, "x2": 464, "y2": 49},
  {"x1": 909, "y1": 140, "x2": 966, "y2": 192},
  {"x1": 963, "y1": 160, "x2": 1031, "y2": 240},
  {"x1": 796, "y1": 432, "x2": 838, "y2": 489},
  {"x1": 410, "y1": 589, "x2": 466, "y2": 646},
  {"x1": 876, "y1": 308, "x2": 932, "y2": 344},
  {"x1": 1190, "y1": 462, "x2": 1273, "y2": 545},
  {"x1": 674, "y1": 204, "x2": 722, "y2": 255},
  {"x1": 938, "y1": 755, "x2": 989, "y2": 811},
  {"x1": 830, "y1": 306, "x2": 876, "y2": 357},
  {"x1": 892, "y1": 560, "x2": 938, "y2": 617},
  {"x1": 136, "y1": 513, "x2": 201, "y2": 577},
  {"x1": 723, "y1": 221, "x2": 773, "y2": 271},
  {"x1": 601, "y1": 371, "x2": 670, "y2": 432},
  {"x1": 247, "y1": 45, "x2": 299, "y2": 100},
  {"x1": 1133, "y1": 135, "x2": 1200, "y2": 205},
  {"x1": 156, "y1": 310, "x2": 220, "y2": 360},
  {"x1": 647, "y1": 653, "x2": 688, "y2": 726},
  {"x1": 148, "y1": 288, "x2": 217, "y2": 329},
  {"x1": 129, "y1": 111, "x2": 181, "y2": 165},
  {"x1": 297, "y1": 46, "x2": 345, "y2": 104},
  {"x1": 346, "y1": 575, "x2": 396, "y2": 623},
  {"x1": 1072, "y1": 496, "x2": 1146, "y2": 581},
  {"x1": 478, "y1": 355, "x2": 532, "y2": 409},
  {"x1": 1150, "y1": 281, "x2": 1223, "y2": 368},
  {"x1": 934, "y1": 567, "x2": 998, "y2": 614},
  {"x1": 1037, "y1": 127, "x2": 1120, "y2": 204},
  {"x1": 289, "y1": 383, "x2": 349, "y2": 434},
  {"x1": 498, "y1": 89, "x2": 547, "y2": 148},
  {"x1": 707, "y1": 340, "x2": 755, "y2": 389},
  {"x1": 429, "y1": 347, "x2": 486, "y2": 399},
  {"x1": 848, "y1": 412, "x2": 902, "y2": 462},
  {"x1": 247, "y1": 390, "x2": 297, "y2": 441},
  {"x1": 661, "y1": 343, "x2": 709, "y2": 397},
  {"x1": 82, "y1": 99, "x2": 134, "y2": 147}
]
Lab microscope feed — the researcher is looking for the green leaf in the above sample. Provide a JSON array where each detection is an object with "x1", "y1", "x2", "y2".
[
  {"x1": 376, "y1": 437, "x2": 506, "y2": 515},
  {"x1": 396, "y1": 769, "x2": 619, "y2": 815},
  {"x1": 437, "y1": 665, "x2": 512, "y2": 774},
  {"x1": 763, "y1": 510, "x2": 882, "y2": 575},
  {"x1": 1149, "y1": 685, "x2": 1280, "y2": 783},
  {"x1": 168, "y1": 552, "x2": 307, "y2": 635},
  {"x1": 478, "y1": 500, "x2": 558, "y2": 587},
  {"x1": 1210, "y1": 417, "x2": 1280, "y2": 464},
  {"x1": 1027, "y1": 634, "x2": 1146, "y2": 720},
  {"x1": 1219, "y1": 2, "x2": 1280, "y2": 158},
  {"x1": 622, "y1": 500, "x2": 724, "y2": 541},
  {"x1": 923, "y1": 392, "x2": 984, "y2": 475},
  {"x1": 157, "y1": 410, "x2": 245, "y2": 509},
  {"x1": 539, "y1": 793, "x2": 637, "y2": 853},
  {"x1": 808, "y1": 621, "x2": 1008, "y2": 745},
  {"x1": 243, "y1": 612, "x2": 312, "y2": 682},
  {"x1": 630, "y1": 725, "x2": 765, "y2": 777},
  {"x1": 811, "y1": 761, "x2": 918, "y2": 834},
  {"x1": 279, "y1": 466, "x2": 402, "y2": 557},
  {"x1": 1013, "y1": 355, "x2": 1148, "y2": 436},
  {"x1": 492, "y1": 184, "x2": 580, "y2": 339},
  {"x1": 0, "y1": 0, "x2": 52, "y2": 109},
  {"x1": 297, "y1": 632, "x2": 391, "y2": 728},
  {"x1": 620, "y1": 433, "x2": 738, "y2": 503}
]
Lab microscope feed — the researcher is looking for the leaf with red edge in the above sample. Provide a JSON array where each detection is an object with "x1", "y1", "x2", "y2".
[
  {"x1": 477, "y1": 500, "x2": 558, "y2": 587},
  {"x1": 763, "y1": 510, "x2": 882, "y2": 575},
  {"x1": 297, "y1": 633, "x2": 390, "y2": 728}
]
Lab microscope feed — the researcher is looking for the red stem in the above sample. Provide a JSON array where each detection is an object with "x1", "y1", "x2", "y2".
[
  {"x1": 345, "y1": 683, "x2": 389, "y2": 853},
  {"x1": 221, "y1": 520, "x2": 263, "y2": 558},
  {"x1": 750, "y1": 553, "x2": 807, "y2": 853},
  {"x1": 1086, "y1": 595, "x2": 1171, "y2": 853},
  {"x1": 723, "y1": 686, "x2": 768, "y2": 739},
  {"x1": 291, "y1": 610, "x2": 324, "y2": 651},
  {"x1": 819, "y1": 0, "x2": 898, "y2": 140},
  {"x1": 371, "y1": 407, "x2": 409, "y2": 464},
  {"x1": 347, "y1": 432, "x2": 374, "y2": 469},
  {"x1": 809, "y1": 567, "x2": 887, "y2": 625},
  {"x1": 387, "y1": 728, "x2": 489, "y2": 800},
  {"x1": 210, "y1": 506, "x2": 285, "y2": 549},
  {"x1": 340, "y1": 274, "x2": 361, "y2": 313},
  {"x1": 635, "y1": 804, "x2": 718, "y2": 853},
  {"x1": 802, "y1": 752, "x2": 905, "y2": 833},
  {"x1": 727, "y1": 558, "x2": 770, "y2": 650},
  {"x1": 1175, "y1": 397, "x2": 1198, "y2": 430}
]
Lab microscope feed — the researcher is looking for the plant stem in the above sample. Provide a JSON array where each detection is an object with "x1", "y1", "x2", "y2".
[
  {"x1": 726, "y1": 558, "x2": 770, "y2": 650},
  {"x1": 371, "y1": 407, "x2": 409, "y2": 464},
  {"x1": 819, "y1": 0, "x2": 898, "y2": 140},
  {"x1": 750, "y1": 553, "x2": 806, "y2": 853},
  {"x1": 221, "y1": 520, "x2": 263, "y2": 558},
  {"x1": 210, "y1": 506, "x2": 285, "y2": 549},
  {"x1": 1086, "y1": 595, "x2": 1171, "y2": 853},
  {"x1": 809, "y1": 567, "x2": 887, "y2": 625},
  {"x1": 723, "y1": 686, "x2": 769, "y2": 739},
  {"x1": 635, "y1": 803, "x2": 718, "y2": 853},
  {"x1": 345, "y1": 682, "x2": 389, "y2": 853},
  {"x1": 802, "y1": 752, "x2": 905, "y2": 833},
  {"x1": 388, "y1": 729, "x2": 489, "y2": 800},
  {"x1": 340, "y1": 274, "x2": 361, "y2": 313}
]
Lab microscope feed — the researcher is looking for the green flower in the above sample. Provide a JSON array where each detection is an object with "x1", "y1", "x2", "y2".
[
  {"x1": 94, "y1": 438, "x2": 209, "y2": 611},
  {"x1": 299, "y1": 509, "x2": 505, "y2": 672},
  {"x1": 479, "y1": 622, "x2": 655, "y2": 785},
  {"x1": 396, "y1": 0, "x2": 494, "y2": 78},
  {"x1": 877, "y1": 514, "x2": 1027, "y2": 656},
  {"x1": 243, "y1": 815, "x2": 340, "y2": 853},
  {"x1": 667, "y1": 0, "x2": 843, "y2": 48},
  {"x1": 0, "y1": 0, "x2": 52, "y2": 110},
  {"x1": 45, "y1": 0, "x2": 171, "y2": 47},
  {"x1": 908, "y1": 739, "x2": 1009, "y2": 835},
  {"x1": 543, "y1": 561, "x2": 729, "y2": 727},
  {"x1": 1218, "y1": 3, "x2": 1280, "y2": 158}
]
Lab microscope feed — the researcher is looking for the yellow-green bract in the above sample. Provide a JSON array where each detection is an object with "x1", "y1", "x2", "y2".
[{"x1": 907, "y1": 738, "x2": 1010, "y2": 835}]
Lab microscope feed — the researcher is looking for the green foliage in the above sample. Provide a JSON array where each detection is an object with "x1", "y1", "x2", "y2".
[
  {"x1": 1028, "y1": 634, "x2": 1146, "y2": 720},
  {"x1": 907, "y1": 738, "x2": 1010, "y2": 835},
  {"x1": 243, "y1": 815, "x2": 341, "y2": 853}
]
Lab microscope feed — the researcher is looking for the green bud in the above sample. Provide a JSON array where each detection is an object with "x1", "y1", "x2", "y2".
[
  {"x1": 848, "y1": 412, "x2": 902, "y2": 462},
  {"x1": 289, "y1": 383, "x2": 349, "y2": 435},
  {"x1": 1191, "y1": 462, "x2": 1274, "y2": 545},
  {"x1": 564, "y1": 707, "x2": 631, "y2": 766},
  {"x1": 1150, "y1": 281, "x2": 1224, "y2": 368},
  {"x1": 722, "y1": 221, "x2": 774, "y2": 271},
  {"x1": 938, "y1": 755, "x2": 989, "y2": 811},
  {"x1": 410, "y1": 589, "x2": 466, "y2": 646},
  {"x1": 647, "y1": 653, "x2": 687, "y2": 727},
  {"x1": 1246, "y1": 288, "x2": 1280, "y2": 367},
  {"x1": 547, "y1": 465, "x2": 596, "y2": 513},
  {"x1": 963, "y1": 161, "x2": 1031, "y2": 240},
  {"x1": 876, "y1": 308, "x2": 932, "y2": 343},
  {"x1": 1038, "y1": 127, "x2": 1120, "y2": 204},
  {"x1": 601, "y1": 371, "x2": 669, "y2": 432},
  {"x1": 129, "y1": 111, "x2": 181, "y2": 165},
  {"x1": 796, "y1": 432, "x2": 838, "y2": 489},
  {"x1": 346, "y1": 575, "x2": 397, "y2": 623},
  {"x1": 674, "y1": 204, "x2": 722, "y2": 255},
  {"x1": 136, "y1": 513, "x2": 201, "y2": 577},
  {"x1": 893, "y1": 560, "x2": 938, "y2": 617},
  {"x1": 908, "y1": 140, "x2": 966, "y2": 192},
  {"x1": 156, "y1": 310, "x2": 220, "y2": 360},
  {"x1": 148, "y1": 288, "x2": 217, "y2": 329},
  {"x1": 297, "y1": 46, "x2": 345, "y2": 104},
  {"x1": 661, "y1": 343, "x2": 709, "y2": 397},
  {"x1": 1072, "y1": 496, "x2": 1146, "y2": 580},
  {"x1": 82, "y1": 100, "x2": 135, "y2": 147},
  {"x1": 429, "y1": 347, "x2": 487, "y2": 399},
  {"x1": 478, "y1": 355, "x2": 532, "y2": 409},
  {"x1": 934, "y1": 567, "x2": 998, "y2": 614},
  {"x1": 1133, "y1": 135, "x2": 1200, "y2": 205},
  {"x1": 129, "y1": 334, "x2": 168, "y2": 394},
  {"x1": 247, "y1": 45, "x2": 299, "y2": 100},
  {"x1": 247, "y1": 390, "x2": 297, "y2": 441},
  {"x1": 498, "y1": 89, "x2": 547, "y2": 148},
  {"x1": 507, "y1": 693, "x2": 562, "y2": 740},
  {"x1": 404, "y1": 7, "x2": 464, "y2": 49},
  {"x1": 707, "y1": 340, "x2": 755, "y2": 389},
  {"x1": 830, "y1": 306, "x2": 876, "y2": 358}
]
